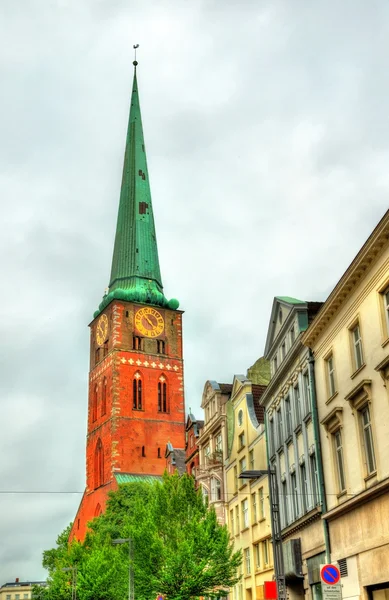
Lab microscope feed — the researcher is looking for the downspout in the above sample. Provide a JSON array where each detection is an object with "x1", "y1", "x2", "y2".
[{"x1": 307, "y1": 348, "x2": 331, "y2": 562}]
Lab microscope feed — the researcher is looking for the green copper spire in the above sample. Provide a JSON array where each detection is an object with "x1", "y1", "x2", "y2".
[{"x1": 95, "y1": 62, "x2": 179, "y2": 317}]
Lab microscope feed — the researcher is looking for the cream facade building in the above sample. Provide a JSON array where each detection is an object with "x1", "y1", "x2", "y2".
[
  {"x1": 302, "y1": 210, "x2": 389, "y2": 600},
  {"x1": 197, "y1": 380, "x2": 232, "y2": 524},
  {"x1": 261, "y1": 297, "x2": 328, "y2": 600},
  {"x1": 0, "y1": 581, "x2": 46, "y2": 600},
  {"x1": 225, "y1": 375, "x2": 274, "y2": 600}
]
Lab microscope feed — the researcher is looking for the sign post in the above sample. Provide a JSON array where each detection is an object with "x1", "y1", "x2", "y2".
[{"x1": 320, "y1": 564, "x2": 342, "y2": 600}]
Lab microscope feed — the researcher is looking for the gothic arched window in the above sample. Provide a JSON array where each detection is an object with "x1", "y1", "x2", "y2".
[
  {"x1": 158, "y1": 375, "x2": 168, "y2": 413},
  {"x1": 94, "y1": 503, "x2": 102, "y2": 517},
  {"x1": 94, "y1": 439, "x2": 104, "y2": 489},
  {"x1": 92, "y1": 384, "x2": 98, "y2": 423},
  {"x1": 133, "y1": 372, "x2": 143, "y2": 410},
  {"x1": 101, "y1": 377, "x2": 107, "y2": 416}
]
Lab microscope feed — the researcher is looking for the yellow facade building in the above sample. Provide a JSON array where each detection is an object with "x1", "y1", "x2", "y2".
[
  {"x1": 225, "y1": 375, "x2": 274, "y2": 600},
  {"x1": 302, "y1": 210, "x2": 389, "y2": 600}
]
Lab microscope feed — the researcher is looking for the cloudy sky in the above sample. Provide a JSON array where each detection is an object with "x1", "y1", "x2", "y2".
[{"x1": 1, "y1": 0, "x2": 388, "y2": 584}]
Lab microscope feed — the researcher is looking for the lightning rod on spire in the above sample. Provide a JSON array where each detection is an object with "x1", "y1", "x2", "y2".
[{"x1": 133, "y1": 44, "x2": 139, "y2": 66}]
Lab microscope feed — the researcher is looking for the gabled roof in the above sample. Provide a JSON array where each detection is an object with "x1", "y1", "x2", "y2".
[
  {"x1": 252, "y1": 384, "x2": 267, "y2": 424},
  {"x1": 115, "y1": 473, "x2": 161, "y2": 485},
  {"x1": 264, "y1": 297, "x2": 322, "y2": 357}
]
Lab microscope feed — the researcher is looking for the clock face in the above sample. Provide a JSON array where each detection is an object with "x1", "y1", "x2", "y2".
[
  {"x1": 135, "y1": 307, "x2": 164, "y2": 338},
  {"x1": 96, "y1": 314, "x2": 109, "y2": 346}
]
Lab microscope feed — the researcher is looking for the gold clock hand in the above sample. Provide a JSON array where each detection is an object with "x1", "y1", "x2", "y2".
[{"x1": 144, "y1": 315, "x2": 154, "y2": 327}]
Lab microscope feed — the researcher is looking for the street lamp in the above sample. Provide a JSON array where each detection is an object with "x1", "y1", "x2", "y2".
[
  {"x1": 239, "y1": 470, "x2": 286, "y2": 600},
  {"x1": 61, "y1": 567, "x2": 77, "y2": 600},
  {"x1": 112, "y1": 538, "x2": 134, "y2": 600}
]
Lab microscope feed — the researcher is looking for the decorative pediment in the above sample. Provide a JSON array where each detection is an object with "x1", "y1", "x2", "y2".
[
  {"x1": 345, "y1": 379, "x2": 372, "y2": 411},
  {"x1": 375, "y1": 355, "x2": 389, "y2": 385},
  {"x1": 321, "y1": 406, "x2": 344, "y2": 434},
  {"x1": 264, "y1": 297, "x2": 306, "y2": 358},
  {"x1": 230, "y1": 374, "x2": 248, "y2": 402}
]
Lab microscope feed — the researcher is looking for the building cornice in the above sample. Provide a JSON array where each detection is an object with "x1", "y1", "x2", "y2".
[
  {"x1": 302, "y1": 211, "x2": 389, "y2": 347},
  {"x1": 260, "y1": 342, "x2": 308, "y2": 409}
]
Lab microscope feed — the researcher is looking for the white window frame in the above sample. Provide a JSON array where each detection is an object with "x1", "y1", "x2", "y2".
[
  {"x1": 249, "y1": 449, "x2": 254, "y2": 470},
  {"x1": 242, "y1": 498, "x2": 249, "y2": 528},
  {"x1": 251, "y1": 492, "x2": 257, "y2": 523},
  {"x1": 210, "y1": 477, "x2": 221, "y2": 502},
  {"x1": 334, "y1": 430, "x2": 346, "y2": 492},
  {"x1": 259, "y1": 486, "x2": 264, "y2": 519},
  {"x1": 326, "y1": 354, "x2": 336, "y2": 397},
  {"x1": 384, "y1": 287, "x2": 389, "y2": 333},
  {"x1": 294, "y1": 384, "x2": 301, "y2": 425},
  {"x1": 254, "y1": 542, "x2": 261, "y2": 569},
  {"x1": 244, "y1": 547, "x2": 251, "y2": 574},
  {"x1": 351, "y1": 322, "x2": 364, "y2": 370},
  {"x1": 239, "y1": 456, "x2": 247, "y2": 474},
  {"x1": 360, "y1": 405, "x2": 376, "y2": 475},
  {"x1": 285, "y1": 395, "x2": 292, "y2": 437}
]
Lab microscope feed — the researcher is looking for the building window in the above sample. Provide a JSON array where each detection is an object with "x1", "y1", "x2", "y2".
[
  {"x1": 94, "y1": 438, "x2": 104, "y2": 488},
  {"x1": 157, "y1": 339, "x2": 165, "y2": 354},
  {"x1": 263, "y1": 539, "x2": 269, "y2": 565},
  {"x1": 259, "y1": 487, "x2": 264, "y2": 519},
  {"x1": 282, "y1": 479, "x2": 289, "y2": 526},
  {"x1": 326, "y1": 354, "x2": 336, "y2": 397},
  {"x1": 277, "y1": 408, "x2": 283, "y2": 447},
  {"x1": 24, "y1": 594, "x2": 28, "y2": 599},
  {"x1": 133, "y1": 336, "x2": 142, "y2": 350},
  {"x1": 133, "y1": 372, "x2": 143, "y2": 410},
  {"x1": 290, "y1": 472, "x2": 298, "y2": 519},
  {"x1": 281, "y1": 340, "x2": 286, "y2": 360},
  {"x1": 351, "y1": 323, "x2": 364, "y2": 370},
  {"x1": 103, "y1": 339, "x2": 109, "y2": 357},
  {"x1": 238, "y1": 432, "x2": 245, "y2": 449},
  {"x1": 15, "y1": 595, "x2": 20, "y2": 600},
  {"x1": 230, "y1": 509, "x2": 234, "y2": 534},
  {"x1": 158, "y1": 376, "x2": 168, "y2": 412},
  {"x1": 6, "y1": 595, "x2": 11, "y2": 600},
  {"x1": 302, "y1": 371, "x2": 311, "y2": 414},
  {"x1": 238, "y1": 409, "x2": 243, "y2": 426},
  {"x1": 244, "y1": 547, "x2": 251, "y2": 574},
  {"x1": 95, "y1": 346, "x2": 100, "y2": 365},
  {"x1": 300, "y1": 462, "x2": 308, "y2": 513},
  {"x1": 158, "y1": 447, "x2": 161, "y2": 458},
  {"x1": 294, "y1": 384, "x2": 301, "y2": 425},
  {"x1": 239, "y1": 456, "x2": 247, "y2": 475},
  {"x1": 215, "y1": 433, "x2": 222, "y2": 453},
  {"x1": 285, "y1": 396, "x2": 292, "y2": 437},
  {"x1": 269, "y1": 417, "x2": 275, "y2": 455},
  {"x1": 235, "y1": 505, "x2": 240, "y2": 533},
  {"x1": 234, "y1": 465, "x2": 238, "y2": 492},
  {"x1": 310, "y1": 453, "x2": 319, "y2": 505},
  {"x1": 92, "y1": 384, "x2": 98, "y2": 422},
  {"x1": 361, "y1": 405, "x2": 376, "y2": 474},
  {"x1": 279, "y1": 309, "x2": 283, "y2": 323},
  {"x1": 242, "y1": 498, "x2": 249, "y2": 528},
  {"x1": 254, "y1": 543, "x2": 261, "y2": 569},
  {"x1": 101, "y1": 377, "x2": 107, "y2": 416},
  {"x1": 273, "y1": 355, "x2": 278, "y2": 372},
  {"x1": 141, "y1": 445, "x2": 146, "y2": 457},
  {"x1": 202, "y1": 486, "x2": 209, "y2": 503},
  {"x1": 334, "y1": 430, "x2": 346, "y2": 492},
  {"x1": 290, "y1": 324, "x2": 295, "y2": 345},
  {"x1": 383, "y1": 287, "x2": 389, "y2": 333},
  {"x1": 249, "y1": 449, "x2": 254, "y2": 470},
  {"x1": 211, "y1": 477, "x2": 222, "y2": 501},
  {"x1": 251, "y1": 492, "x2": 257, "y2": 523},
  {"x1": 205, "y1": 445, "x2": 211, "y2": 463}
]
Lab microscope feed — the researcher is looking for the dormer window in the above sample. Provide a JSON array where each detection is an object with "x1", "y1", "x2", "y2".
[
  {"x1": 274, "y1": 355, "x2": 278, "y2": 372},
  {"x1": 290, "y1": 325, "x2": 295, "y2": 345},
  {"x1": 279, "y1": 309, "x2": 283, "y2": 324},
  {"x1": 281, "y1": 340, "x2": 286, "y2": 360}
]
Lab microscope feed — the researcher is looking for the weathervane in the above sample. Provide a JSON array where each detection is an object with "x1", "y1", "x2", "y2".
[{"x1": 133, "y1": 44, "x2": 139, "y2": 66}]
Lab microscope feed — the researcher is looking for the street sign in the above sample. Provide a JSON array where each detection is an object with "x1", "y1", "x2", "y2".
[
  {"x1": 320, "y1": 565, "x2": 342, "y2": 600},
  {"x1": 320, "y1": 564, "x2": 341, "y2": 585}
]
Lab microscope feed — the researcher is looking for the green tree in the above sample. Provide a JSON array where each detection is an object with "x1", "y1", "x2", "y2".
[{"x1": 42, "y1": 473, "x2": 241, "y2": 600}]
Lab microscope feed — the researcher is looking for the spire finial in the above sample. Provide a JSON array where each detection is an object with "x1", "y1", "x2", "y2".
[{"x1": 133, "y1": 44, "x2": 139, "y2": 67}]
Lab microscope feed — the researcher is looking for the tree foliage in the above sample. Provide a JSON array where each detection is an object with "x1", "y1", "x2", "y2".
[{"x1": 42, "y1": 473, "x2": 241, "y2": 600}]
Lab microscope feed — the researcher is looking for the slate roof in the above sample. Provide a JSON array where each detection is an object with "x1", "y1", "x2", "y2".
[
  {"x1": 252, "y1": 384, "x2": 267, "y2": 424},
  {"x1": 219, "y1": 383, "x2": 233, "y2": 395},
  {"x1": 173, "y1": 449, "x2": 186, "y2": 475}
]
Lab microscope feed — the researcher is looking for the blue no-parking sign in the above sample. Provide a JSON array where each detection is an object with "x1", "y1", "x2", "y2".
[{"x1": 320, "y1": 564, "x2": 341, "y2": 585}]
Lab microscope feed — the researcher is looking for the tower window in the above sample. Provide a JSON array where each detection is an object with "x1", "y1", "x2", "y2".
[
  {"x1": 95, "y1": 347, "x2": 100, "y2": 365},
  {"x1": 125, "y1": 310, "x2": 129, "y2": 318},
  {"x1": 92, "y1": 384, "x2": 98, "y2": 423},
  {"x1": 157, "y1": 340, "x2": 165, "y2": 354},
  {"x1": 133, "y1": 336, "x2": 142, "y2": 350},
  {"x1": 142, "y1": 446, "x2": 146, "y2": 457},
  {"x1": 158, "y1": 375, "x2": 168, "y2": 413},
  {"x1": 158, "y1": 447, "x2": 161, "y2": 458},
  {"x1": 94, "y1": 439, "x2": 104, "y2": 489},
  {"x1": 103, "y1": 339, "x2": 109, "y2": 357},
  {"x1": 133, "y1": 372, "x2": 143, "y2": 410},
  {"x1": 101, "y1": 377, "x2": 107, "y2": 416}
]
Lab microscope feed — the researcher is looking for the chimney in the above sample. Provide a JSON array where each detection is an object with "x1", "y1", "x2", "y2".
[{"x1": 15, "y1": 579, "x2": 19, "y2": 583}]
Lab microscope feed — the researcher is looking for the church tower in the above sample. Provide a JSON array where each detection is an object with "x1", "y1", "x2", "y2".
[{"x1": 70, "y1": 62, "x2": 185, "y2": 541}]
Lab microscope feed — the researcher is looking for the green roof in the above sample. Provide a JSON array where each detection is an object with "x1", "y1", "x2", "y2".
[
  {"x1": 95, "y1": 63, "x2": 179, "y2": 317},
  {"x1": 115, "y1": 473, "x2": 162, "y2": 485},
  {"x1": 275, "y1": 296, "x2": 305, "y2": 305}
]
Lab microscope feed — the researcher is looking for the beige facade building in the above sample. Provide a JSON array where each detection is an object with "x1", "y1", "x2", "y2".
[
  {"x1": 302, "y1": 210, "x2": 389, "y2": 600},
  {"x1": 197, "y1": 380, "x2": 232, "y2": 524},
  {"x1": 225, "y1": 375, "x2": 274, "y2": 600},
  {"x1": 0, "y1": 581, "x2": 46, "y2": 600}
]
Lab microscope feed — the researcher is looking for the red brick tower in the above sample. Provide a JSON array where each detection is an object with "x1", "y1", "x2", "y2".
[{"x1": 70, "y1": 61, "x2": 185, "y2": 541}]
